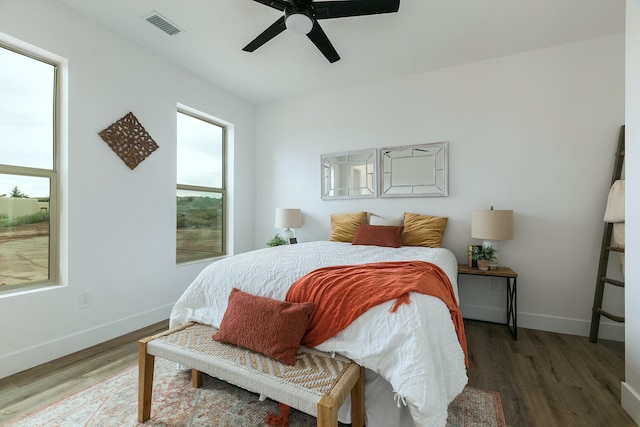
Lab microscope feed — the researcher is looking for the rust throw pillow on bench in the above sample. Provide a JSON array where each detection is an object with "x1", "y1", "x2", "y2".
[{"x1": 213, "y1": 288, "x2": 314, "y2": 365}]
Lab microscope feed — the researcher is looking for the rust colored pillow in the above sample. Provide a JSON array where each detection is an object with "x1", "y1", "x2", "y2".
[
  {"x1": 352, "y1": 224, "x2": 404, "y2": 248},
  {"x1": 213, "y1": 288, "x2": 314, "y2": 365},
  {"x1": 402, "y1": 213, "x2": 449, "y2": 248}
]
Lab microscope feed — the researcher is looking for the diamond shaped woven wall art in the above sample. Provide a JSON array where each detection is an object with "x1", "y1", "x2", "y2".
[{"x1": 98, "y1": 112, "x2": 159, "y2": 170}]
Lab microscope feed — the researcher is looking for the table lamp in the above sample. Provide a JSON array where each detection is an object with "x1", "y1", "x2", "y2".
[
  {"x1": 471, "y1": 207, "x2": 513, "y2": 268},
  {"x1": 275, "y1": 208, "x2": 302, "y2": 242}
]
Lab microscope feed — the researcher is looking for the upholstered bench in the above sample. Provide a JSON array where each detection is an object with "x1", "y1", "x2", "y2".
[{"x1": 138, "y1": 322, "x2": 365, "y2": 427}]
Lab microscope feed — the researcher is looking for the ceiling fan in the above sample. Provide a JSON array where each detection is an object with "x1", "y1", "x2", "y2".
[{"x1": 243, "y1": 0, "x2": 400, "y2": 63}]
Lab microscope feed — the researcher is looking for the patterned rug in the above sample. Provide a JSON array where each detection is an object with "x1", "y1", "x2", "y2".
[{"x1": 5, "y1": 359, "x2": 505, "y2": 427}]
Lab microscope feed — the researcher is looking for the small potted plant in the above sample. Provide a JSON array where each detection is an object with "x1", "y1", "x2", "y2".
[
  {"x1": 266, "y1": 234, "x2": 287, "y2": 247},
  {"x1": 474, "y1": 246, "x2": 497, "y2": 271}
]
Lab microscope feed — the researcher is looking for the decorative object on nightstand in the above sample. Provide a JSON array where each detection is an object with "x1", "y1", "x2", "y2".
[
  {"x1": 471, "y1": 206, "x2": 513, "y2": 269},
  {"x1": 266, "y1": 234, "x2": 287, "y2": 247},
  {"x1": 467, "y1": 245, "x2": 482, "y2": 267},
  {"x1": 474, "y1": 246, "x2": 497, "y2": 271},
  {"x1": 275, "y1": 208, "x2": 302, "y2": 242}
]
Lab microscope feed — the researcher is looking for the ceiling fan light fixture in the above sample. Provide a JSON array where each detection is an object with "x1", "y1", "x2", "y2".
[
  {"x1": 285, "y1": 9, "x2": 313, "y2": 35},
  {"x1": 245, "y1": 0, "x2": 400, "y2": 62}
]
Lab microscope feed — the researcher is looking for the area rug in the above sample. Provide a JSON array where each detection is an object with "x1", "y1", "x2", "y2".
[{"x1": 6, "y1": 359, "x2": 506, "y2": 427}]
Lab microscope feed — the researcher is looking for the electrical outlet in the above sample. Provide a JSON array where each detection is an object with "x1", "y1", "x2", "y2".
[
  {"x1": 492, "y1": 279, "x2": 503, "y2": 291},
  {"x1": 80, "y1": 291, "x2": 92, "y2": 309}
]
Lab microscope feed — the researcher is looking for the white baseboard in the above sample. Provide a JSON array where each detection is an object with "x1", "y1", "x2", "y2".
[
  {"x1": 622, "y1": 382, "x2": 640, "y2": 426},
  {"x1": 0, "y1": 304, "x2": 172, "y2": 379},
  {"x1": 460, "y1": 304, "x2": 625, "y2": 342},
  {"x1": 460, "y1": 304, "x2": 507, "y2": 324}
]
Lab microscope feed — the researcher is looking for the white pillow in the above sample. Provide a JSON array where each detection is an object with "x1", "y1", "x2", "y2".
[{"x1": 369, "y1": 215, "x2": 403, "y2": 226}]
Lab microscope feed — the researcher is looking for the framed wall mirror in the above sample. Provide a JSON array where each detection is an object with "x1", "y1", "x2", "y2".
[
  {"x1": 380, "y1": 142, "x2": 448, "y2": 197},
  {"x1": 321, "y1": 149, "x2": 377, "y2": 200}
]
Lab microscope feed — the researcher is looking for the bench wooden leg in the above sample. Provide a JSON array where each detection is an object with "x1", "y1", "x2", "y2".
[
  {"x1": 317, "y1": 395, "x2": 338, "y2": 427},
  {"x1": 350, "y1": 366, "x2": 365, "y2": 427},
  {"x1": 138, "y1": 340, "x2": 155, "y2": 422},
  {"x1": 317, "y1": 364, "x2": 365, "y2": 427},
  {"x1": 192, "y1": 369, "x2": 203, "y2": 388}
]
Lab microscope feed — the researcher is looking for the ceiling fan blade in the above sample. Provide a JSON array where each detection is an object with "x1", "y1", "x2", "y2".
[
  {"x1": 314, "y1": 0, "x2": 400, "y2": 19},
  {"x1": 306, "y1": 21, "x2": 340, "y2": 63},
  {"x1": 250, "y1": 0, "x2": 289, "y2": 12},
  {"x1": 243, "y1": 16, "x2": 287, "y2": 52}
]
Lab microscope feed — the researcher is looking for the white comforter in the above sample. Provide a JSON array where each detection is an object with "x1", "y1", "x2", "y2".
[{"x1": 170, "y1": 241, "x2": 468, "y2": 427}]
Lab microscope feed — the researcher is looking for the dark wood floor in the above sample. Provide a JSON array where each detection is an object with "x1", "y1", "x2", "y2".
[
  {"x1": 0, "y1": 319, "x2": 635, "y2": 426},
  {"x1": 464, "y1": 320, "x2": 634, "y2": 427}
]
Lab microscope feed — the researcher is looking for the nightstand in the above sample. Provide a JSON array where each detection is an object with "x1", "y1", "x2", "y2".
[{"x1": 457, "y1": 264, "x2": 518, "y2": 340}]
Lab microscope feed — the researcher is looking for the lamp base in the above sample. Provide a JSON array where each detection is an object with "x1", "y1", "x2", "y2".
[{"x1": 281, "y1": 228, "x2": 295, "y2": 243}]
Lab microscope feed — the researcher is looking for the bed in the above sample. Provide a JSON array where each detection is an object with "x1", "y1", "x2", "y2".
[{"x1": 169, "y1": 241, "x2": 468, "y2": 427}]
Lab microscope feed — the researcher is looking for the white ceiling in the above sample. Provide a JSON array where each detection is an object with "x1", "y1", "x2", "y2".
[{"x1": 57, "y1": 0, "x2": 624, "y2": 105}]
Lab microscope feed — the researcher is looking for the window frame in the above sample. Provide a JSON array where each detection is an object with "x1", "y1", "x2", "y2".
[
  {"x1": 176, "y1": 108, "x2": 227, "y2": 263},
  {"x1": 0, "y1": 43, "x2": 59, "y2": 292}
]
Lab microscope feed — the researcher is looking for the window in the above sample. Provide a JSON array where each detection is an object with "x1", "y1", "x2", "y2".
[
  {"x1": 0, "y1": 44, "x2": 58, "y2": 290},
  {"x1": 176, "y1": 109, "x2": 226, "y2": 263}
]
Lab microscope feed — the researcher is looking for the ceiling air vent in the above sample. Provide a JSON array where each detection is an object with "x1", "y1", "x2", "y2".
[{"x1": 144, "y1": 11, "x2": 183, "y2": 36}]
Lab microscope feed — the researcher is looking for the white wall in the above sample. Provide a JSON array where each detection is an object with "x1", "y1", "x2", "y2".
[
  {"x1": 622, "y1": 0, "x2": 640, "y2": 423},
  {"x1": 0, "y1": 0, "x2": 255, "y2": 378},
  {"x1": 255, "y1": 34, "x2": 625, "y2": 340}
]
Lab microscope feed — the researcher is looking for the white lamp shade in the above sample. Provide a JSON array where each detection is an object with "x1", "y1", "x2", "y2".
[
  {"x1": 471, "y1": 209, "x2": 513, "y2": 241},
  {"x1": 275, "y1": 208, "x2": 302, "y2": 229}
]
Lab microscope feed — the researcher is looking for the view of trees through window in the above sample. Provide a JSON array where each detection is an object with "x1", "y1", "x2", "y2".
[
  {"x1": 0, "y1": 45, "x2": 57, "y2": 289},
  {"x1": 176, "y1": 110, "x2": 225, "y2": 262}
]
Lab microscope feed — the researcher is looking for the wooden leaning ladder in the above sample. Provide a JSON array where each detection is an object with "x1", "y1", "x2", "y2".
[{"x1": 589, "y1": 125, "x2": 625, "y2": 343}]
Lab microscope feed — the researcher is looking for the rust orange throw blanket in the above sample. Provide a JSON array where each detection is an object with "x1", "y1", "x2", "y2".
[
  {"x1": 286, "y1": 261, "x2": 468, "y2": 367},
  {"x1": 265, "y1": 261, "x2": 468, "y2": 426}
]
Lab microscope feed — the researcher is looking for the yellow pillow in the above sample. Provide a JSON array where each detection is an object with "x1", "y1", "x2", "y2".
[
  {"x1": 330, "y1": 212, "x2": 367, "y2": 242},
  {"x1": 402, "y1": 213, "x2": 448, "y2": 247}
]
